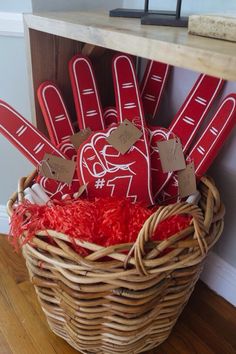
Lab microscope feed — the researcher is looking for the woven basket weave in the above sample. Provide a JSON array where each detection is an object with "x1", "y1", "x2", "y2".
[{"x1": 7, "y1": 172, "x2": 225, "y2": 354}]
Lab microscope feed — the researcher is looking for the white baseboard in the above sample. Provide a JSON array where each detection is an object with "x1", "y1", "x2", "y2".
[
  {"x1": 201, "y1": 252, "x2": 236, "y2": 307},
  {"x1": 0, "y1": 12, "x2": 23, "y2": 36},
  {"x1": 0, "y1": 205, "x2": 9, "y2": 234}
]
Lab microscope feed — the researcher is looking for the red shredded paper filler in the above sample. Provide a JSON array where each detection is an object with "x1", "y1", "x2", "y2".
[{"x1": 10, "y1": 198, "x2": 191, "y2": 256}]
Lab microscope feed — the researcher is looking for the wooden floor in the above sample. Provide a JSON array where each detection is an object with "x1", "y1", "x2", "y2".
[{"x1": 0, "y1": 234, "x2": 235, "y2": 354}]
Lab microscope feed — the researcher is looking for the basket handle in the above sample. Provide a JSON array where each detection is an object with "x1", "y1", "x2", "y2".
[
  {"x1": 7, "y1": 170, "x2": 37, "y2": 217},
  {"x1": 132, "y1": 202, "x2": 206, "y2": 275}
]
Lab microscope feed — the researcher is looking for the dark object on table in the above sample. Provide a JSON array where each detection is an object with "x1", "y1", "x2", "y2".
[{"x1": 110, "y1": 0, "x2": 188, "y2": 27}]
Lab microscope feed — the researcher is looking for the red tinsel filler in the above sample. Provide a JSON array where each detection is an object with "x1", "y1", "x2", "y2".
[{"x1": 10, "y1": 198, "x2": 192, "y2": 256}]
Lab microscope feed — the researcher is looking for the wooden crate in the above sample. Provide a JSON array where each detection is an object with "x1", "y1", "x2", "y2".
[{"x1": 24, "y1": 11, "x2": 236, "y2": 133}]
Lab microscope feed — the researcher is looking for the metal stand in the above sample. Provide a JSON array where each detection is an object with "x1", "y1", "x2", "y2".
[
  {"x1": 110, "y1": 0, "x2": 188, "y2": 28},
  {"x1": 109, "y1": 9, "x2": 176, "y2": 19}
]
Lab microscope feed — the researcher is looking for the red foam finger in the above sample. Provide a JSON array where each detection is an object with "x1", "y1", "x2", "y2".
[
  {"x1": 170, "y1": 74, "x2": 224, "y2": 151},
  {"x1": 37, "y1": 81, "x2": 74, "y2": 145},
  {"x1": 0, "y1": 100, "x2": 65, "y2": 165},
  {"x1": 112, "y1": 54, "x2": 146, "y2": 128},
  {"x1": 158, "y1": 94, "x2": 236, "y2": 203},
  {"x1": 140, "y1": 60, "x2": 170, "y2": 121},
  {"x1": 112, "y1": 54, "x2": 153, "y2": 204},
  {"x1": 0, "y1": 100, "x2": 79, "y2": 199},
  {"x1": 77, "y1": 125, "x2": 153, "y2": 205},
  {"x1": 69, "y1": 54, "x2": 104, "y2": 131},
  {"x1": 190, "y1": 94, "x2": 236, "y2": 178},
  {"x1": 150, "y1": 74, "x2": 224, "y2": 201}
]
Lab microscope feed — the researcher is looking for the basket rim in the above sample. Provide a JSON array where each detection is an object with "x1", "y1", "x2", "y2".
[{"x1": 7, "y1": 172, "x2": 225, "y2": 275}]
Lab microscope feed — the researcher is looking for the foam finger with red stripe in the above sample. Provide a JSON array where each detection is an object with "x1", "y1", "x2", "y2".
[
  {"x1": 169, "y1": 74, "x2": 224, "y2": 151},
  {"x1": 69, "y1": 54, "x2": 105, "y2": 131},
  {"x1": 77, "y1": 54, "x2": 154, "y2": 205},
  {"x1": 189, "y1": 94, "x2": 236, "y2": 178},
  {"x1": 0, "y1": 100, "x2": 79, "y2": 199},
  {"x1": 112, "y1": 54, "x2": 147, "y2": 128},
  {"x1": 158, "y1": 94, "x2": 236, "y2": 203},
  {"x1": 151, "y1": 74, "x2": 224, "y2": 199},
  {"x1": 103, "y1": 60, "x2": 169, "y2": 127},
  {"x1": 140, "y1": 60, "x2": 170, "y2": 121},
  {"x1": 37, "y1": 81, "x2": 74, "y2": 145},
  {"x1": 112, "y1": 53, "x2": 153, "y2": 204}
]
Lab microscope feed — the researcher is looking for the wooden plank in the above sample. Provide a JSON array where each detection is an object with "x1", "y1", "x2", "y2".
[
  {"x1": 82, "y1": 43, "x2": 106, "y2": 57},
  {"x1": 24, "y1": 23, "x2": 36, "y2": 126},
  {"x1": 90, "y1": 49, "x2": 117, "y2": 109},
  {"x1": 19, "y1": 280, "x2": 49, "y2": 325},
  {"x1": 28, "y1": 29, "x2": 117, "y2": 134},
  {"x1": 154, "y1": 340, "x2": 181, "y2": 354},
  {"x1": 0, "y1": 279, "x2": 37, "y2": 354},
  {"x1": 192, "y1": 282, "x2": 236, "y2": 325},
  {"x1": 19, "y1": 281, "x2": 79, "y2": 354},
  {"x1": 168, "y1": 321, "x2": 215, "y2": 354},
  {"x1": 0, "y1": 329, "x2": 13, "y2": 354},
  {"x1": 181, "y1": 302, "x2": 235, "y2": 354},
  {"x1": 187, "y1": 283, "x2": 236, "y2": 350},
  {"x1": 28, "y1": 29, "x2": 83, "y2": 135},
  {"x1": 0, "y1": 237, "x2": 28, "y2": 284},
  {"x1": 24, "y1": 11, "x2": 236, "y2": 81},
  {"x1": 0, "y1": 236, "x2": 79, "y2": 354}
]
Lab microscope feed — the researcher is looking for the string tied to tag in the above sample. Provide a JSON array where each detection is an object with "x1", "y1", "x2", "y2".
[{"x1": 40, "y1": 158, "x2": 59, "y2": 180}]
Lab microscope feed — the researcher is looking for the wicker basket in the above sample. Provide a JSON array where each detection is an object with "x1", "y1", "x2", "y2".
[{"x1": 7, "y1": 172, "x2": 225, "y2": 354}]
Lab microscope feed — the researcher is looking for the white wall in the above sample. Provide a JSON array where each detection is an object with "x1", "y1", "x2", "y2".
[
  {"x1": 0, "y1": 36, "x2": 32, "y2": 203},
  {"x1": 0, "y1": 37, "x2": 33, "y2": 204},
  {"x1": 31, "y1": 0, "x2": 123, "y2": 12},
  {"x1": 0, "y1": 3, "x2": 33, "y2": 205},
  {"x1": 0, "y1": 0, "x2": 31, "y2": 13},
  {"x1": 123, "y1": 0, "x2": 236, "y2": 15}
]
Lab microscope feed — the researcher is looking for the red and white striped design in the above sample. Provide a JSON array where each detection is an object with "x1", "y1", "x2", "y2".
[
  {"x1": 69, "y1": 54, "x2": 104, "y2": 131},
  {"x1": 151, "y1": 74, "x2": 224, "y2": 199},
  {"x1": 37, "y1": 81, "x2": 74, "y2": 145},
  {"x1": 190, "y1": 94, "x2": 236, "y2": 178},
  {"x1": 158, "y1": 94, "x2": 236, "y2": 203},
  {"x1": 113, "y1": 54, "x2": 147, "y2": 129},
  {"x1": 0, "y1": 100, "x2": 79, "y2": 199},
  {"x1": 140, "y1": 60, "x2": 170, "y2": 120},
  {"x1": 169, "y1": 74, "x2": 224, "y2": 151},
  {"x1": 0, "y1": 100, "x2": 65, "y2": 165},
  {"x1": 77, "y1": 54, "x2": 154, "y2": 205}
]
